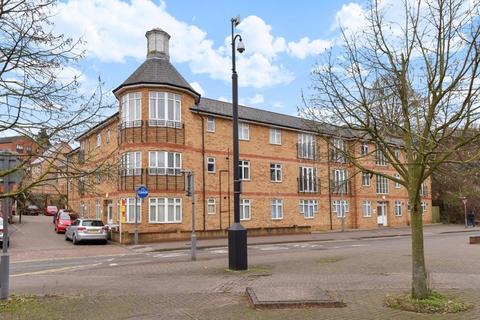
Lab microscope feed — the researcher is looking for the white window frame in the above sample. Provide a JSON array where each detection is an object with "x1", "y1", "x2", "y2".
[
  {"x1": 394, "y1": 174, "x2": 401, "y2": 188},
  {"x1": 331, "y1": 138, "x2": 346, "y2": 163},
  {"x1": 121, "y1": 152, "x2": 142, "y2": 176},
  {"x1": 395, "y1": 200, "x2": 402, "y2": 216},
  {"x1": 362, "y1": 200, "x2": 372, "y2": 217},
  {"x1": 299, "y1": 200, "x2": 318, "y2": 219},
  {"x1": 299, "y1": 166, "x2": 317, "y2": 192},
  {"x1": 376, "y1": 175, "x2": 389, "y2": 194},
  {"x1": 16, "y1": 144, "x2": 23, "y2": 153},
  {"x1": 207, "y1": 157, "x2": 216, "y2": 173},
  {"x1": 240, "y1": 199, "x2": 251, "y2": 221},
  {"x1": 270, "y1": 163, "x2": 282, "y2": 182},
  {"x1": 148, "y1": 151, "x2": 182, "y2": 175},
  {"x1": 269, "y1": 128, "x2": 281, "y2": 145},
  {"x1": 421, "y1": 201, "x2": 427, "y2": 215},
  {"x1": 95, "y1": 200, "x2": 101, "y2": 220},
  {"x1": 148, "y1": 91, "x2": 181, "y2": 128},
  {"x1": 207, "y1": 116, "x2": 215, "y2": 132},
  {"x1": 207, "y1": 198, "x2": 216, "y2": 214},
  {"x1": 360, "y1": 142, "x2": 369, "y2": 156},
  {"x1": 375, "y1": 147, "x2": 387, "y2": 166},
  {"x1": 239, "y1": 122, "x2": 249, "y2": 141},
  {"x1": 271, "y1": 199, "x2": 283, "y2": 220},
  {"x1": 121, "y1": 92, "x2": 142, "y2": 127},
  {"x1": 332, "y1": 169, "x2": 348, "y2": 193},
  {"x1": 239, "y1": 160, "x2": 250, "y2": 181},
  {"x1": 362, "y1": 172, "x2": 371, "y2": 187},
  {"x1": 125, "y1": 197, "x2": 141, "y2": 223},
  {"x1": 298, "y1": 133, "x2": 316, "y2": 159},
  {"x1": 333, "y1": 200, "x2": 349, "y2": 218},
  {"x1": 96, "y1": 133, "x2": 101, "y2": 147},
  {"x1": 148, "y1": 198, "x2": 182, "y2": 223}
]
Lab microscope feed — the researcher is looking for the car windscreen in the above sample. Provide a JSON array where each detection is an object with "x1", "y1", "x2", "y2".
[
  {"x1": 28, "y1": 205, "x2": 39, "y2": 209},
  {"x1": 60, "y1": 212, "x2": 74, "y2": 220},
  {"x1": 82, "y1": 220, "x2": 104, "y2": 227}
]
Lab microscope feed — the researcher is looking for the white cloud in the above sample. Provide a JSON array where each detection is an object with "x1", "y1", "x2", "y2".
[
  {"x1": 288, "y1": 37, "x2": 332, "y2": 59},
  {"x1": 217, "y1": 96, "x2": 230, "y2": 102},
  {"x1": 333, "y1": 2, "x2": 367, "y2": 34},
  {"x1": 240, "y1": 94, "x2": 264, "y2": 105},
  {"x1": 189, "y1": 82, "x2": 205, "y2": 96},
  {"x1": 273, "y1": 102, "x2": 283, "y2": 108}
]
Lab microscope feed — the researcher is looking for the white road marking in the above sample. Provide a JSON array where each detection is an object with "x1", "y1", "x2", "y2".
[
  {"x1": 351, "y1": 244, "x2": 365, "y2": 247},
  {"x1": 259, "y1": 246, "x2": 289, "y2": 251},
  {"x1": 153, "y1": 252, "x2": 187, "y2": 258},
  {"x1": 109, "y1": 263, "x2": 118, "y2": 266},
  {"x1": 12, "y1": 263, "x2": 102, "y2": 277},
  {"x1": 209, "y1": 250, "x2": 228, "y2": 254}
]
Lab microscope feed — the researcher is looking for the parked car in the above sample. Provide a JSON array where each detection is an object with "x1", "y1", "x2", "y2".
[
  {"x1": 45, "y1": 206, "x2": 58, "y2": 216},
  {"x1": 65, "y1": 219, "x2": 108, "y2": 245},
  {"x1": 0, "y1": 217, "x2": 9, "y2": 248},
  {"x1": 23, "y1": 205, "x2": 40, "y2": 216},
  {"x1": 53, "y1": 209, "x2": 73, "y2": 224},
  {"x1": 54, "y1": 211, "x2": 77, "y2": 234}
]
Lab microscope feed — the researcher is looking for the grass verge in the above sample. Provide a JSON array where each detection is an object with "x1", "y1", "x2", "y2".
[{"x1": 385, "y1": 291, "x2": 473, "y2": 314}]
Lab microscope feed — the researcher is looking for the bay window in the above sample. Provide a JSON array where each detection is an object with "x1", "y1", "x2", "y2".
[
  {"x1": 149, "y1": 92, "x2": 181, "y2": 128},
  {"x1": 148, "y1": 151, "x2": 181, "y2": 175},
  {"x1": 121, "y1": 92, "x2": 141, "y2": 127}
]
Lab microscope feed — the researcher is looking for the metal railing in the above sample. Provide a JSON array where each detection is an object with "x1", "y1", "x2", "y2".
[
  {"x1": 330, "y1": 180, "x2": 352, "y2": 195},
  {"x1": 297, "y1": 177, "x2": 321, "y2": 193},
  {"x1": 118, "y1": 168, "x2": 185, "y2": 192},
  {"x1": 118, "y1": 120, "x2": 185, "y2": 145}
]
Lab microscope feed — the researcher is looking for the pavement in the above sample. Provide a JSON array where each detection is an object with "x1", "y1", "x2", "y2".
[
  {"x1": 3, "y1": 215, "x2": 480, "y2": 319},
  {"x1": 125, "y1": 223, "x2": 477, "y2": 252}
]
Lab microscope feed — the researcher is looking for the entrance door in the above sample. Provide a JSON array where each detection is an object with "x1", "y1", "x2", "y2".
[
  {"x1": 377, "y1": 202, "x2": 387, "y2": 226},
  {"x1": 107, "y1": 201, "x2": 113, "y2": 224}
]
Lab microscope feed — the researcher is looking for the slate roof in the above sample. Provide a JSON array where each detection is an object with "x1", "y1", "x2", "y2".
[
  {"x1": 112, "y1": 58, "x2": 200, "y2": 102},
  {"x1": 192, "y1": 97, "x2": 358, "y2": 138}
]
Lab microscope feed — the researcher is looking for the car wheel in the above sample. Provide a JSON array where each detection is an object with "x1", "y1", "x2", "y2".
[
  {"x1": 73, "y1": 234, "x2": 79, "y2": 245},
  {"x1": 65, "y1": 233, "x2": 70, "y2": 241},
  {"x1": 103, "y1": 240, "x2": 108, "y2": 245}
]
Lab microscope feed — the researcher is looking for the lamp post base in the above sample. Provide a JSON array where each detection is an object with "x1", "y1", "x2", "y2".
[{"x1": 228, "y1": 223, "x2": 248, "y2": 270}]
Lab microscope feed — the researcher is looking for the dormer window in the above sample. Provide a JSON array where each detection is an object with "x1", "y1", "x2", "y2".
[
  {"x1": 149, "y1": 92, "x2": 181, "y2": 128},
  {"x1": 121, "y1": 92, "x2": 141, "y2": 128}
]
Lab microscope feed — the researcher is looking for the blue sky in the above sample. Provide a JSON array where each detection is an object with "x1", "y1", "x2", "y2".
[{"x1": 53, "y1": 0, "x2": 366, "y2": 117}]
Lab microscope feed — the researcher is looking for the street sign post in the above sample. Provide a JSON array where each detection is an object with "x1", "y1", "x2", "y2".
[{"x1": 134, "y1": 186, "x2": 148, "y2": 245}]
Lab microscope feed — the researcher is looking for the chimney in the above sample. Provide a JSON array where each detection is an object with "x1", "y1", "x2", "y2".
[{"x1": 145, "y1": 28, "x2": 170, "y2": 60}]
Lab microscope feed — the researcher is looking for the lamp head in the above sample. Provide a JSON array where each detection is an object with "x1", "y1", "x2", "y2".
[
  {"x1": 232, "y1": 16, "x2": 241, "y2": 26},
  {"x1": 237, "y1": 38, "x2": 245, "y2": 53}
]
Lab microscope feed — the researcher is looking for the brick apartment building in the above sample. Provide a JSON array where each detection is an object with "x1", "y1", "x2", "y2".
[{"x1": 68, "y1": 28, "x2": 432, "y2": 244}]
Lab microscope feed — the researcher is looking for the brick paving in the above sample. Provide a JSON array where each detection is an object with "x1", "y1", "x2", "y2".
[{"x1": 5, "y1": 228, "x2": 480, "y2": 319}]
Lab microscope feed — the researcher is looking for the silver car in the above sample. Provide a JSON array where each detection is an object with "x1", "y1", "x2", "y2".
[
  {"x1": 0, "y1": 217, "x2": 9, "y2": 248},
  {"x1": 65, "y1": 219, "x2": 108, "y2": 245}
]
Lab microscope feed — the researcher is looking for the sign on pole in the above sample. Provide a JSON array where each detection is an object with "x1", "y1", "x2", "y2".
[{"x1": 136, "y1": 185, "x2": 148, "y2": 199}]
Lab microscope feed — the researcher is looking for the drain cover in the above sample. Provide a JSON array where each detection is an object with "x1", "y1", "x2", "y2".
[{"x1": 246, "y1": 286, "x2": 346, "y2": 309}]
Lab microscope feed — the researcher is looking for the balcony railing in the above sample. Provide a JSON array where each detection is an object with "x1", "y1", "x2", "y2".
[
  {"x1": 330, "y1": 180, "x2": 352, "y2": 195},
  {"x1": 118, "y1": 120, "x2": 185, "y2": 145},
  {"x1": 118, "y1": 168, "x2": 185, "y2": 192},
  {"x1": 296, "y1": 143, "x2": 319, "y2": 161},
  {"x1": 297, "y1": 177, "x2": 321, "y2": 193}
]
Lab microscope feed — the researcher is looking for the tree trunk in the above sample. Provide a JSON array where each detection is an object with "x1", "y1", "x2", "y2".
[{"x1": 410, "y1": 199, "x2": 429, "y2": 299}]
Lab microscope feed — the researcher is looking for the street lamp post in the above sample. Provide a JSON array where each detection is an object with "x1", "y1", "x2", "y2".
[
  {"x1": 228, "y1": 16, "x2": 248, "y2": 271},
  {"x1": 461, "y1": 197, "x2": 468, "y2": 228}
]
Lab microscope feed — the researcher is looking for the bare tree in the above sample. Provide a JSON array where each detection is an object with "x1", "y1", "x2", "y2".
[
  {"x1": 302, "y1": 0, "x2": 480, "y2": 299},
  {"x1": 0, "y1": 0, "x2": 115, "y2": 200}
]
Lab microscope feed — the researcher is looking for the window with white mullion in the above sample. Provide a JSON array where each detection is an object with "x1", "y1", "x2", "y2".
[
  {"x1": 299, "y1": 166, "x2": 317, "y2": 192},
  {"x1": 125, "y1": 197, "x2": 141, "y2": 223},
  {"x1": 148, "y1": 151, "x2": 181, "y2": 175},
  {"x1": 271, "y1": 199, "x2": 283, "y2": 220},
  {"x1": 121, "y1": 93, "x2": 141, "y2": 127},
  {"x1": 333, "y1": 200, "x2": 349, "y2": 218},
  {"x1": 269, "y1": 128, "x2": 281, "y2": 145},
  {"x1": 395, "y1": 200, "x2": 402, "y2": 216},
  {"x1": 148, "y1": 92, "x2": 181, "y2": 128},
  {"x1": 239, "y1": 160, "x2": 250, "y2": 180},
  {"x1": 270, "y1": 163, "x2": 282, "y2": 182},
  {"x1": 239, "y1": 122, "x2": 249, "y2": 140},
  {"x1": 149, "y1": 198, "x2": 182, "y2": 223},
  {"x1": 362, "y1": 200, "x2": 372, "y2": 217},
  {"x1": 298, "y1": 133, "x2": 316, "y2": 159},
  {"x1": 299, "y1": 200, "x2": 318, "y2": 219},
  {"x1": 240, "y1": 199, "x2": 251, "y2": 220},
  {"x1": 121, "y1": 152, "x2": 142, "y2": 176},
  {"x1": 376, "y1": 175, "x2": 389, "y2": 194}
]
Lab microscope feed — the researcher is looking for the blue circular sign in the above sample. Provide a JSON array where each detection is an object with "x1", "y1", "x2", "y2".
[{"x1": 136, "y1": 185, "x2": 149, "y2": 199}]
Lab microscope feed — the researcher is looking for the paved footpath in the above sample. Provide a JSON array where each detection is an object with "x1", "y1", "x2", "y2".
[
  {"x1": 126, "y1": 223, "x2": 478, "y2": 252},
  {"x1": 6, "y1": 230, "x2": 480, "y2": 320}
]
